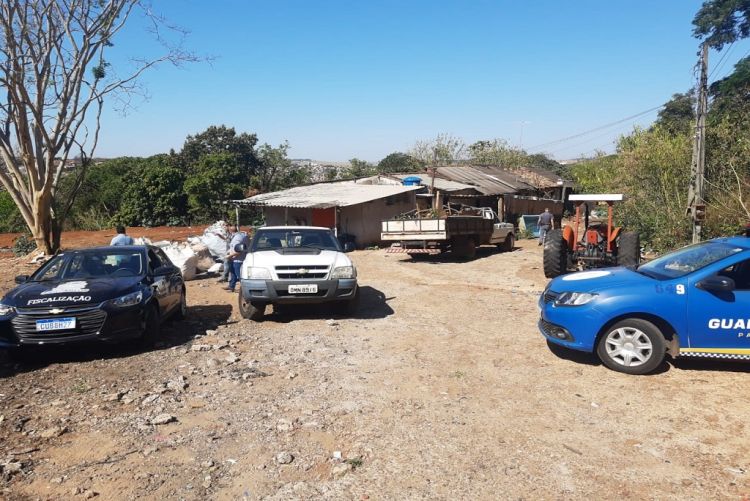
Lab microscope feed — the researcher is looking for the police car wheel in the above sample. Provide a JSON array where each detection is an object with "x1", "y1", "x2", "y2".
[
  {"x1": 174, "y1": 289, "x2": 187, "y2": 320},
  {"x1": 596, "y1": 319, "x2": 665, "y2": 375},
  {"x1": 140, "y1": 305, "x2": 161, "y2": 347}
]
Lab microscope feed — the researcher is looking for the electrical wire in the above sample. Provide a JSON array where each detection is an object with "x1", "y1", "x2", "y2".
[
  {"x1": 525, "y1": 104, "x2": 664, "y2": 153},
  {"x1": 708, "y1": 41, "x2": 735, "y2": 80}
]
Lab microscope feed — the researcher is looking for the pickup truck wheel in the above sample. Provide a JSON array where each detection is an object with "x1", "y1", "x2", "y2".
[
  {"x1": 596, "y1": 319, "x2": 665, "y2": 375},
  {"x1": 499, "y1": 233, "x2": 515, "y2": 252},
  {"x1": 452, "y1": 236, "x2": 476, "y2": 259},
  {"x1": 238, "y1": 294, "x2": 265, "y2": 321}
]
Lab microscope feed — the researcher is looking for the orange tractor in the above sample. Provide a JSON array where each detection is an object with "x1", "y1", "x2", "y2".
[{"x1": 543, "y1": 194, "x2": 640, "y2": 278}]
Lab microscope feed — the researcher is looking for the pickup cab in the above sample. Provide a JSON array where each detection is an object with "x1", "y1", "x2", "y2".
[{"x1": 238, "y1": 226, "x2": 358, "y2": 321}]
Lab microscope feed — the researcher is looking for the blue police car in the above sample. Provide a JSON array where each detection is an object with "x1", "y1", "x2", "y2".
[{"x1": 539, "y1": 236, "x2": 750, "y2": 374}]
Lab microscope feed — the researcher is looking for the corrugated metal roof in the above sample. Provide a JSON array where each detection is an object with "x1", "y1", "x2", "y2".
[
  {"x1": 435, "y1": 166, "x2": 530, "y2": 195},
  {"x1": 391, "y1": 174, "x2": 478, "y2": 192},
  {"x1": 236, "y1": 182, "x2": 422, "y2": 208}
]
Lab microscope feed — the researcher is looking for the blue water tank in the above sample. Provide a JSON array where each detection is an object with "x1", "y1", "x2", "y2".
[{"x1": 402, "y1": 176, "x2": 422, "y2": 186}]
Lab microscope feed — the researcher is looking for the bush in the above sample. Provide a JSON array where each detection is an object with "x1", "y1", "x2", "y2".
[{"x1": 12, "y1": 234, "x2": 36, "y2": 256}]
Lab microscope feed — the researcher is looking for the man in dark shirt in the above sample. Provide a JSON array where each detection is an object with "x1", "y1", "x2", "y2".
[{"x1": 538, "y1": 208, "x2": 554, "y2": 245}]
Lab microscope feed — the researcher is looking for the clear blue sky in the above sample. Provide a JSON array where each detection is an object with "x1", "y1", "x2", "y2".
[{"x1": 97, "y1": 0, "x2": 750, "y2": 162}]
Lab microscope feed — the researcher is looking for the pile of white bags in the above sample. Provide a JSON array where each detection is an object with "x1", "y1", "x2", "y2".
[
  {"x1": 201, "y1": 221, "x2": 230, "y2": 259},
  {"x1": 160, "y1": 242, "x2": 198, "y2": 281},
  {"x1": 128, "y1": 221, "x2": 234, "y2": 281}
]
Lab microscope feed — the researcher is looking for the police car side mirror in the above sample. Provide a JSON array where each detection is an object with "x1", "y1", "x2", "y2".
[
  {"x1": 234, "y1": 243, "x2": 247, "y2": 253},
  {"x1": 14, "y1": 275, "x2": 29, "y2": 284},
  {"x1": 697, "y1": 275, "x2": 735, "y2": 292},
  {"x1": 153, "y1": 265, "x2": 176, "y2": 276}
]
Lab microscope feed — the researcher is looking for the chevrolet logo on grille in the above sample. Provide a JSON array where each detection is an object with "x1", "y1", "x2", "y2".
[
  {"x1": 49, "y1": 308, "x2": 65, "y2": 314},
  {"x1": 296, "y1": 268, "x2": 309, "y2": 275}
]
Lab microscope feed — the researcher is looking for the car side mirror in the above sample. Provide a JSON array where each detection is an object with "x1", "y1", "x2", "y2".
[
  {"x1": 697, "y1": 275, "x2": 735, "y2": 292},
  {"x1": 153, "y1": 265, "x2": 176, "y2": 276},
  {"x1": 234, "y1": 243, "x2": 247, "y2": 253},
  {"x1": 343, "y1": 242, "x2": 355, "y2": 253},
  {"x1": 14, "y1": 275, "x2": 29, "y2": 284}
]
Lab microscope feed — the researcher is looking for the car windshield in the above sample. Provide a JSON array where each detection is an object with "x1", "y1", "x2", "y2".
[
  {"x1": 637, "y1": 241, "x2": 743, "y2": 280},
  {"x1": 31, "y1": 250, "x2": 145, "y2": 281},
  {"x1": 251, "y1": 229, "x2": 340, "y2": 252}
]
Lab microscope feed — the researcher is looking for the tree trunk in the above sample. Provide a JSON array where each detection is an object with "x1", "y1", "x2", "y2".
[{"x1": 31, "y1": 191, "x2": 56, "y2": 255}]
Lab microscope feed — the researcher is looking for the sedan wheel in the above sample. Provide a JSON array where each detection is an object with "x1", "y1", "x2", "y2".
[{"x1": 596, "y1": 319, "x2": 665, "y2": 375}]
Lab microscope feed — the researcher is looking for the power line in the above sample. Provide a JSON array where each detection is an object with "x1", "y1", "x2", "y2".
[
  {"x1": 526, "y1": 104, "x2": 664, "y2": 152},
  {"x1": 708, "y1": 41, "x2": 735, "y2": 81}
]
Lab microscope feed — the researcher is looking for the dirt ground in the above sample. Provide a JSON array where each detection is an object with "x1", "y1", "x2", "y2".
[
  {"x1": 0, "y1": 226, "x2": 209, "y2": 250},
  {"x1": 1, "y1": 238, "x2": 750, "y2": 500}
]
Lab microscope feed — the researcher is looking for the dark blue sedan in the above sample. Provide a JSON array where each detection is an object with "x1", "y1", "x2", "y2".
[{"x1": 0, "y1": 245, "x2": 185, "y2": 354}]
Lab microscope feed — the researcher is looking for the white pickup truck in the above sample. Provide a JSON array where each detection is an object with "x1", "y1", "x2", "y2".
[{"x1": 238, "y1": 226, "x2": 358, "y2": 321}]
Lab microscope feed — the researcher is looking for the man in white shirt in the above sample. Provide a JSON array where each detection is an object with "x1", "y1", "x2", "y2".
[{"x1": 110, "y1": 225, "x2": 134, "y2": 246}]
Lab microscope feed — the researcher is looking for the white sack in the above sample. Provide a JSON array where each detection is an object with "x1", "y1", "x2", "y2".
[
  {"x1": 201, "y1": 220, "x2": 230, "y2": 259},
  {"x1": 162, "y1": 243, "x2": 198, "y2": 281}
]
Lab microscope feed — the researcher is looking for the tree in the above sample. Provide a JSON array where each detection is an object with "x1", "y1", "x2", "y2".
[
  {"x1": 184, "y1": 153, "x2": 246, "y2": 221},
  {"x1": 253, "y1": 141, "x2": 310, "y2": 192},
  {"x1": 65, "y1": 156, "x2": 142, "y2": 229},
  {"x1": 468, "y1": 139, "x2": 527, "y2": 168},
  {"x1": 410, "y1": 133, "x2": 466, "y2": 165},
  {"x1": 117, "y1": 156, "x2": 187, "y2": 227},
  {"x1": 377, "y1": 152, "x2": 425, "y2": 173},
  {"x1": 693, "y1": 0, "x2": 750, "y2": 49},
  {"x1": 0, "y1": 0, "x2": 196, "y2": 253},
  {"x1": 654, "y1": 92, "x2": 696, "y2": 135},
  {"x1": 344, "y1": 158, "x2": 376, "y2": 178},
  {"x1": 180, "y1": 125, "x2": 258, "y2": 180}
]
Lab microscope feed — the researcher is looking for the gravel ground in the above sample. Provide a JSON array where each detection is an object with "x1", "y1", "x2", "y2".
[{"x1": 1, "y1": 240, "x2": 750, "y2": 500}]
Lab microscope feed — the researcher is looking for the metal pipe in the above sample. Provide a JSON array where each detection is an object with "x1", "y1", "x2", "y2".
[{"x1": 607, "y1": 202, "x2": 613, "y2": 253}]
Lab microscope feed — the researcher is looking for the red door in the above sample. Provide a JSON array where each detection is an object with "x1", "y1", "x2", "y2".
[{"x1": 312, "y1": 208, "x2": 336, "y2": 228}]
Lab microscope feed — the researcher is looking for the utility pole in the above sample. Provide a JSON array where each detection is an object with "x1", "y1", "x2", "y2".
[{"x1": 688, "y1": 43, "x2": 708, "y2": 243}]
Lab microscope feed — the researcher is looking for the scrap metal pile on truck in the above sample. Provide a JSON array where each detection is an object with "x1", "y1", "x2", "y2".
[{"x1": 381, "y1": 206, "x2": 515, "y2": 259}]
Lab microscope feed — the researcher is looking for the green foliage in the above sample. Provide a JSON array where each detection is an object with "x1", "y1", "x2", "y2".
[
  {"x1": 570, "y1": 128, "x2": 692, "y2": 252},
  {"x1": 0, "y1": 191, "x2": 26, "y2": 233},
  {"x1": 254, "y1": 141, "x2": 310, "y2": 191},
  {"x1": 344, "y1": 158, "x2": 376, "y2": 178},
  {"x1": 184, "y1": 152, "x2": 246, "y2": 221},
  {"x1": 116, "y1": 155, "x2": 187, "y2": 226},
  {"x1": 12, "y1": 234, "x2": 36, "y2": 256},
  {"x1": 654, "y1": 92, "x2": 696, "y2": 135},
  {"x1": 180, "y1": 125, "x2": 258, "y2": 176},
  {"x1": 65, "y1": 157, "x2": 143, "y2": 230},
  {"x1": 411, "y1": 133, "x2": 466, "y2": 165},
  {"x1": 709, "y1": 56, "x2": 750, "y2": 117},
  {"x1": 377, "y1": 152, "x2": 425, "y2": 173},
  {"x1": 693, "y1": 0, "x2": 750, "y2": 49},
  {"x1": 468, "y1": 139, "x2": 527, "y2": 168}
]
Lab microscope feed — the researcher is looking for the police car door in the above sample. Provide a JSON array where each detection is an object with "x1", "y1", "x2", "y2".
[
  {"x1": 147, "y1": 249, "x2": 172, "y2": 315},
  {"x1": 686, "y1": 255, "x2": 750, "y2": 357}
]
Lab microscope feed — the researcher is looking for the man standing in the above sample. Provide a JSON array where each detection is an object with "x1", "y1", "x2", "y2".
[
  {"x1": 537, "y1": 208, "x2": 554, "y2": 246},
  {"x1": 110, "y1": 225, "x2": 134, "y2": 246},
  {"x1": 217, "y1": 225, "x2": 237, "y2": 284},
  {"x1": 224, "y1": 228, "x2": 250, "y2": 292}
]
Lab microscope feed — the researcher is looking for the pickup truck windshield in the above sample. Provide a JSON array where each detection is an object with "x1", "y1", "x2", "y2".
[
  {"x1": 637, "y1": 241, "x2": 742, "y2": 280},
  {"x1": 252, "y1": 229, "x2": 340, "y2": 252}
]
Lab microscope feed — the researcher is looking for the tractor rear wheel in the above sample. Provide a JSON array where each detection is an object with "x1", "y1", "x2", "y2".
[
  {"x1": 618, "y1": 232, "x2": 640, "y2": 267},
  {"x1": 543, "y1": 229, "x2": 568, "y2": 278}
]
